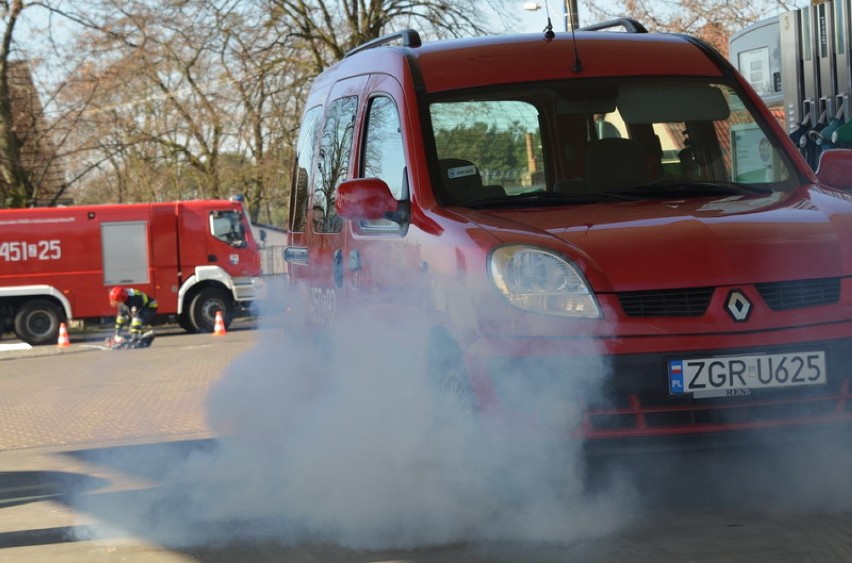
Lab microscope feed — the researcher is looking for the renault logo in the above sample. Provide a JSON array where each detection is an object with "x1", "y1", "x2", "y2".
[{"x1": 725, "y1": 290, "x2": 752, "y2": 322}]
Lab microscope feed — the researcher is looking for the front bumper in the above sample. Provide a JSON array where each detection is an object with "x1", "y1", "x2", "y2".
[
  {"x1": 233, "y1": 276, "x2": 266, "y2": 301},
  {"x1": 469, "y1": 337, "x2": 852, "y2": 443}
]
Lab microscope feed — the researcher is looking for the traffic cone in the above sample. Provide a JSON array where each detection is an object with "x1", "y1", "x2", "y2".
[
  {"x1": 213, "y1": 311, "x2": 226, "y2": 336},
  {"x1": 57, "y1": 322, "x2": 71, "y2": 348}
]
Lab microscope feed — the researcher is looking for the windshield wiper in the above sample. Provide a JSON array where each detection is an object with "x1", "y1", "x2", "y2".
[
  {"x1": 465, "y1": 191, "x2": 602, "y2": 209},
  {"x1": 604, "y1": 178, "x2": 774, "y2": 199}
]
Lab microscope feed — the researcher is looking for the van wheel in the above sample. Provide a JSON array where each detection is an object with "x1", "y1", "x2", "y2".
[
  {"x1": 189, "y1": 288, "x2": 232, "y2": 332},
  {"x1": 440, "y1": 364, "x2": 477, "y2": 420},
  {"x1": 428, "y1": 335, "x2": 477, "y2": 422},
  {"x1": 15, "y1": 299, "x2": 64, "y2": 346}
]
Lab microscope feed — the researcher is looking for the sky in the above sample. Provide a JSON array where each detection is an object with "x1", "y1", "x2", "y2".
[
  {"x1": 505, "y1": 0, "x2": 807, "y2": 35},
  {"x1": 500, "y1": 1, "x2": 591, "y2": 34}
]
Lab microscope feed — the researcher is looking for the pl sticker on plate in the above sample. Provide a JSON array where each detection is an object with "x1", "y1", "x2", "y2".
[{"x1": 669, "y1": 360, "x2": 685, "y2": 394}]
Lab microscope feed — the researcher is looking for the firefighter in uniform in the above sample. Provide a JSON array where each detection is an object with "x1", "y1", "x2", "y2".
[{"x1": 108, "y1": 286, "x2": 158, "y2": 345}]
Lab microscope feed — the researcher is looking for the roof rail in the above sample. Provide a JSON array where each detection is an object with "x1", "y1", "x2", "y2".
[
  {"x1": 579, "y1": 18, "x2": 648, "y2": 33},
  {"x1": 344, "y1": 29, "x2": 422, "y2": 58}
]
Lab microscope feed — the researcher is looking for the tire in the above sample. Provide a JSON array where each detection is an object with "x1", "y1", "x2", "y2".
[
  {"x1": 177, "y1": 312, "x2": 197, "y2": 333},
  {"x1": 14, "y1": 299, "x2": 64, "y2": 346},
  {"x1": 427, "y1": 334, "x2": 477, "y2": 422},
  {"x1": 438, "y1": 363, "x2": 477, "y2": 420},
  {"x1": 188, "y1": 288, "x2": 232, "y2": 333}
]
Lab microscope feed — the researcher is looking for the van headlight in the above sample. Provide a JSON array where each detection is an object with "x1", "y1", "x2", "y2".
[{"x1": 488, "y1": 246, "x2": 601, "y2": 318}]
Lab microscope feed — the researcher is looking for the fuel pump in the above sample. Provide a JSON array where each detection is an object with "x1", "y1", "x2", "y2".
[
  {"x1": 730, "y1": 1, "x2": 852, "y2": 168},
  {"x1": 789, "y1": 103, "x2": 820, "y2": 168},
  {"x1": 830, "y1": 91, "x2": 852, "y2": 147}
]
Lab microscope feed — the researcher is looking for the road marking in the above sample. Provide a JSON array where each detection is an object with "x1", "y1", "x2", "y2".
[{"x1": 0, "y1": 343, "x2": 31, "y2": 352}]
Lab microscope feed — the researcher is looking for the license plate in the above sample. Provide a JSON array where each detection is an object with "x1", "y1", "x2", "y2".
[{"x1": 669, "y1": 351, "x2": 826, "y2": 396}]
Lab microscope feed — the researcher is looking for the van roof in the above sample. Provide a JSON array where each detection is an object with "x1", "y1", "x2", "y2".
[{"x1": 329, "y1": 30, "x2": 728, "y2": 94}]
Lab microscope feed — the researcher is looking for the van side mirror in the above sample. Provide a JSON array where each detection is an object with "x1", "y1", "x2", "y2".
[
  {"x1": 335, "y1": 178, "x2": 399, "y2": 220},
  {"x1": 815, "y1": 149, "x2": 852, "y2": 191}
]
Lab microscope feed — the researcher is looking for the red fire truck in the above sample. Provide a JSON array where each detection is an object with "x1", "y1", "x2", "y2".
[{"x1": 0, "y1": 198, "x2": 263, "y2": 345}]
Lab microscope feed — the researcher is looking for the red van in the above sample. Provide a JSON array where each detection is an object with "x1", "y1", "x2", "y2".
[{"x1": 284, "y1": 19, "x2": 852, "y2": 447}]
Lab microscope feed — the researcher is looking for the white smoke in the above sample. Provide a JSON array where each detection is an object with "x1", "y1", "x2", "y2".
[
  {"x1": 66, "y1": 296, "x2": 852, "y2": 555},
  {"x1": 70, "y1": 302, "x2": 638, "y2": 550}
]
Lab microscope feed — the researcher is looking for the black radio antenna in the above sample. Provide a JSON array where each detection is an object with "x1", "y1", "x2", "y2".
[
  {"x1": 542, "y1": 2, "x2": 555, "y2": 40},
  {"x1": 543, "y1": 17, "x2": 555, "y2": 40},
  {"x1": 569, "y1": 6, "x2": 582, "y2": 72}
]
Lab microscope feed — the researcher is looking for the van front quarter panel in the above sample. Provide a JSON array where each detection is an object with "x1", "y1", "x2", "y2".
[{"x1": 285, "y1": 23, "x2": 852, "y2": 446}]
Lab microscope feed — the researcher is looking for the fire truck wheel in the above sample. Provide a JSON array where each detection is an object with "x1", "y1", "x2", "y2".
[
  {"x1": 15, "y1": 299, "x2": 64, "y2": 346},
  {"x1": 177, "y1": 312, "x2": 197, "y2": 333},
  {"x1": 189, "y1": 288, "x2": 232, "y2": 333}
]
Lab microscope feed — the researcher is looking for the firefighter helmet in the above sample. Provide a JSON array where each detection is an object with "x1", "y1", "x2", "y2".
[{"x1": 109, "y1": 286, "x2": 127, "y2": 303}]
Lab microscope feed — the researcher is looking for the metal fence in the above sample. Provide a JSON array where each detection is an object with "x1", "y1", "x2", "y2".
[
  {"x1": 259, "y1": 244, "x2": 288, "y2": 277},
  {"x1": 256, "y1": 245, "x2": 289, "y2": 307}
]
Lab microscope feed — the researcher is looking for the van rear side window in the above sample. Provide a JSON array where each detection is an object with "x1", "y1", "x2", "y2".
[
  {"x1": 315, "y1": 96, "x2": 358, "y2": 234},
  {"x1": 290, "y1": 106, "x2": 322, "y2": 233}
]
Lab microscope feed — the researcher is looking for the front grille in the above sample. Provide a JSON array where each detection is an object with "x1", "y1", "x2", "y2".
[
  {"x1": 584, "y1": 380, "x2": 852, "y2": 438},
  {"x1": 617, "y1": 287, "x2": 714, "y2": 317},
  {"x1": 617, "y1": 277, "x2": 842, "y2": 318},
  {"x1": 755, "y1": 278, "x2": 841, "y2": 311}
]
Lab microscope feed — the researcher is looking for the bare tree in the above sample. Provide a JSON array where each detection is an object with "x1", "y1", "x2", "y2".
[
  {"x1": 0, "y1": 1, "x2": 126, "y2": 207},
  {"x1": 0, "y1": 0, "x2": 39, "y2": 207},
  {"x1": 55, "y1": 0, "x2": 513, "y2": 221},
  {"x1": 266, "y1": 0, "x2": 504, "y2": 73},
  {"x1": 214, "y1": 3, "x2": 306, "y2": 225},
  {"x1": 58, "y1": 1, "x2": 295, "y2": 210},
  {"x1": 52, "y1": 1, "x2": 235, "y2": 203}
]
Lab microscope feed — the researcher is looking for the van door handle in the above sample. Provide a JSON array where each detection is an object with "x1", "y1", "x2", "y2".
[
  {"x1": 349, "y1": 250, "x2": 361, "y2": 271},
  {"x1": 333, "y1": 249, "x2": 343, "y2": 288}
]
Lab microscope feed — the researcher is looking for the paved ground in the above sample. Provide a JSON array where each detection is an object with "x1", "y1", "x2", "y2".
[
  {"x1": 0, "y1": 323, "x2": 248, "y2": 561},
  {"x1": 0, "y1": 322, "x2": 851, "y2": 562}
]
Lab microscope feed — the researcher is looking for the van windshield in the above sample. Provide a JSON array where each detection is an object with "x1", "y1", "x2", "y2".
[{"x1": 427, "y1": 78, "x2": 799, "y2": 207}]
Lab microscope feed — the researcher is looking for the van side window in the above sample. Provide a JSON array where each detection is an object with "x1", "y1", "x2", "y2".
[
  {"x1": 363, "y1": 96, "x2": 406, "y2": 199},
  {"x1": 315, "y1": 96, "x2": 358, "y2": 234},
  {"x1": 290, "y1": 106, "x2": 322, "y2": 233},
  {"x1": 359, "y1": 95, "x2": 406, "y2": 230}
]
